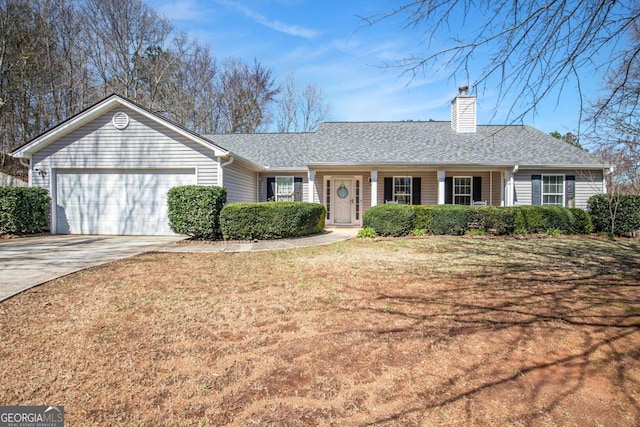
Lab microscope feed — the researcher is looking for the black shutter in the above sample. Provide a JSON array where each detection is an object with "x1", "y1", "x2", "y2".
[
  {"x1": 531, "y1": 175, "x2": 542, "y2": 205},
  {"x1": 473, "y1": 176, "x2": 482, "y2": 203},
  {"x1": 294, "y1": 177, "x2": 303, "y2": 202},
  {"x1": 384, "y1": 177, "x2": 393, "y2": 203},
  {"x1": 445, "y1": 177, "x2": 453, "y2": 204},
  {"x1": 266, "y1": 177, "x2": 275, "y2": 201},
  {"x1": 565, "y1": 175, "x2": 575, "y2": 208},
  {"x1": 412, "y1": 177, "x2": 421, "y2": 205}
]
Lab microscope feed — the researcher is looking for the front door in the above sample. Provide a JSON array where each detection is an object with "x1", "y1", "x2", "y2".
[{"x1": 333, "y1": 178, "x2": 353, "y2": 224}]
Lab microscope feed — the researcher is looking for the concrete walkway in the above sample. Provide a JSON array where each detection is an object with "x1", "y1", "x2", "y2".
[
  {"x1": 162, "y1": 227, "x2": 358, "y2": 253},
  {"x1": 0, "y1": 228, "x2": 358, "y2": 302}
]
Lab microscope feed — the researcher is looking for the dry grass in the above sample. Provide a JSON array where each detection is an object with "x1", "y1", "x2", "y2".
[{"x1": 1, "y1": 236, "x2": 639, "y2": 426}]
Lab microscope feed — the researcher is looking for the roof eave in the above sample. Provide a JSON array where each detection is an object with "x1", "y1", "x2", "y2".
[
  {"x1": 518, "y1": 163, "x2": 609, "y2": 170},
  {"x1": 306, "y1": 162, "x2": 515, "y2": 168}
]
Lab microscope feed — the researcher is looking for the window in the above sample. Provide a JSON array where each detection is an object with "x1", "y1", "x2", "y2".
[
  {"x1": 454, "y1": 177, "x2": 472, "y2": 205},
  {"x1": 543, "y1": 175, "x2": 564, "y2": 206},
  {"x1": 393, "y1": 177, "x2": 412, "y2": 204},
  {"x1": 276, "y1": 176, "x2": 294, "y2": 201}
]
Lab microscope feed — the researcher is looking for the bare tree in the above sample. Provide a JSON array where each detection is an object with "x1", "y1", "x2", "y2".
[
  {"x1": 363, "y1": 1, "x2": 640, "y2": 125},
  {"x1": 81, "y1": 0, "x2": 173, "y2": 100},
  {"x1": 167, "y1": 33, "x2": 218, "y2": 134},
  {"x1": 276, "y1": 72, "x2": 298, "y2": 132},
  {"x1": 298, "y1": 83, "x2": 330, "y2": 132},
  {"x1": 585, "y1": 22, "x2": 640, "y2": 194},
  {"x1": 0, "y1": 0, "x2": 65, "y2": 156},
  {"x1": 276, "y1": 72, "x2": 330, "y2": 132},
  {"x1": 218, "y1": 58, "x2": 279, "y2": 133}
]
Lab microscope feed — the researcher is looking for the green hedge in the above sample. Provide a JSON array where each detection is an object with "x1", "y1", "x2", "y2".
[
  {"x1": 362, "y1": 204, "x2": 593, "y2": 237},
  {"x1": 429, "y1": 205, "x2": 474, "y2": 235},
  {"x1": 362, "y1": 203, "x2": 415, "y2": 237},
  {"x1": 0, "y1": 187, "x2": 50, "y2": 234},
  {"x1": 220, "y1": 202, "x2": 326, "y2": 240},
  {"x1": 167, "y1": 186, "x2": 227, "y2": 239},
  {"x1": 588, "y1": 194, "x2": 640, "y2": 236}
]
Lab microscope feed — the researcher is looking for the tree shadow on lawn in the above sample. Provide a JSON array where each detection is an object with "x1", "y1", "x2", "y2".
[{"x1": 334, "y1": 237, "x2": 640, "y2": 426}]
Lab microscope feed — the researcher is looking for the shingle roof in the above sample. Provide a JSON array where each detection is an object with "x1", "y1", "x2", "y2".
[{"x1": 207, "y1": 121, "x2": 604, "y2": 169}]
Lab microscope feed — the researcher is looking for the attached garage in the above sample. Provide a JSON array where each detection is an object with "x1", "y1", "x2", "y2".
[
  {"x1": 9, "y1": 95, "x2": 234, "y2": 235},
  {"x1": 54, "y1": 168, "x2": 195, "y2": 235}
]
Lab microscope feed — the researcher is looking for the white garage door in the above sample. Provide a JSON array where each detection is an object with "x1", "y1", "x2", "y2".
[{"x1": 55, "y1": 169, "x2": 196, "y2": 235}]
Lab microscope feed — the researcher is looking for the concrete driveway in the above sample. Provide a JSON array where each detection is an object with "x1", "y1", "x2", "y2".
[{"x1": 0, "y1": 235, "x2": 184, "y2": 302}]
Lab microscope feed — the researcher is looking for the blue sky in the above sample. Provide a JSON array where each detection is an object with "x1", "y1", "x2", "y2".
[{"x1": 147, "y1": 0, "x2": 605, "y2": 134}]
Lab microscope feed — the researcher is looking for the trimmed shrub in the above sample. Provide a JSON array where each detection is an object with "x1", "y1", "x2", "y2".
[
  {"x1": 428, "y1": 205, "x2": 473, "y2": 235},
  {"x1": 569, "y1": 208, "x2": 594, "y2": 234},
  {"x1": 588, "y1": 194, "x2": 640, "y2": 236},
  {"x1": 473, "y1": 207, "x2": 516, "y2": 235},
  {"x1": 411, "y1": 205, "x2": 433, "y2": 231},
  {"x1": 167, "y1": 185, "x2": 227, "y2": 239},
  {"x1": 365, "y1": 204, "x2": 593, "y2": 237},
  {"x1": 363, "y1": 204, "x2": 415, "y2": 237},
  {"x1": 220, "y1": 202, "x2": 325, "y2": 240},
  {"x1": 514, "y1": 206, "x2": 546, "y2": 233},
  {"x1": 357, "y1": 227, "x2": 377, "y2": 238},
  {"x1": 0, "y1": 187, "x2": 50, "y2": 234}
]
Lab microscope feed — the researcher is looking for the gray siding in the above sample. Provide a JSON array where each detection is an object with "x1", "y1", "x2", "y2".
[
  {"x1": 224, "y1": 159, "x2": 258, "y2": 203},
  {"x1": 514, "y1": 170, "x2": 603, "y2": 209},
  {"x1": 31, "y1": 105, "x2": 220, "y2": 190}
]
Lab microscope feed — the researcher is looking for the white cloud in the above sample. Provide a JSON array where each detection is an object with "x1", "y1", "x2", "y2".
[
  {"x1": 153, "y1": 0, "x2": 215, "y2": 22},
  {"x1": 215, "y1": 0, "x2": 319, "y2": 39}
]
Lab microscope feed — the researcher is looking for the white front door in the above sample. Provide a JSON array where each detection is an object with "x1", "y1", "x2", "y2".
[{"x1": 333, "y1": 178, "x2": 353, "y2": 224}]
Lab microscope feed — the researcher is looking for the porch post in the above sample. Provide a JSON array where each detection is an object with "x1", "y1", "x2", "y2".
[
  {"x1": 437, "y1": 170, "x2": 446, "y2": 205},
  {"x1": 505, "y1": 171, "x2": 515, "y2": 206},
  {"x1": 307, "y1": 169, "x2": 315, "y2": 203},
  {"x1": 370, "y1": 170, "x2": 378, "y2": 206}
]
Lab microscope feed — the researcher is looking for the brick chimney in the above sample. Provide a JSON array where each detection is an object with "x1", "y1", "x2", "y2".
[{"x1": 451, "y1": 86, "x2": 476, "y2": 133}]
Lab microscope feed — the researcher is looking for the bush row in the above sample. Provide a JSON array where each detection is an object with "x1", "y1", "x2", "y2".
[
  {"x1": 167, "y1": 186, "x2": 326, "y2": 240},
  {"x1": 220, "y1": 202, "x2": 325, "y2": 240},
  {"x1": 167, "y1": 186, "x2": 227, "y2": 239},
  {"x1": 363, "y1": 204, "x2": 593, "y2": 237},
  {"x1": 0, "y1": 187, "x2": 50, "y2": 234},
  {"x1": 588, "y1": 194, "x2": 640, "y2": 236}
]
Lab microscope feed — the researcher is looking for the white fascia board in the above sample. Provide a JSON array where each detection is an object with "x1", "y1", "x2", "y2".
[
  {"x1": 226, "y1": 154, "x2": 264, "y2": 172},
  {"x1": 518, "y1": 164, "x2": 608, "y2": 170},
  {"x1": 260, "y1": 167, "x2": 308, "y2": 173},
  {"x1": 10, "y1": 95, "x2": 228, "y2": 158},
  {"x1": 305, "y1": 162, "x2": 515, "y2": 169}
]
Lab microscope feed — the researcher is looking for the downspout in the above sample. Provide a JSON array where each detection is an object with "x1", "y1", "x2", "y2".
[{"x1": 219, "y1": 155, "x2": 234, "y2": 188}]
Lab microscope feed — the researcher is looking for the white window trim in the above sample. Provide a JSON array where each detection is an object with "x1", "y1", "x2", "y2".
[
  {"x1": 393, "y1": 176, "x2": 412, "y2": 204},
  {"x1": 275, "y1": 176, "x2": 295, "y2": 202},
  {"x1": 453, "y1": 176, "x2": 473, "y2": 206},
  {"x1": 542, "y1": 174, "x2": 565, "y2": 207}
]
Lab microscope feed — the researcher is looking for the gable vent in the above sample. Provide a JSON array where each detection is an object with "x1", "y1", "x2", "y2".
[{"x1": 112, "y1": 111, "x2": 130, "y2": 130}]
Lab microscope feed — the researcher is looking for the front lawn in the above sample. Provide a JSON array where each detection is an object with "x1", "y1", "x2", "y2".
[{"x1": 1, "y1": 236, "x2": 639, "y2": 426}]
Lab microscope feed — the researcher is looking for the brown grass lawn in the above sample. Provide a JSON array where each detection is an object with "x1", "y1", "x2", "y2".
[{"x1": 1, "y1": 236, "x2": 639, "y2": 426}]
